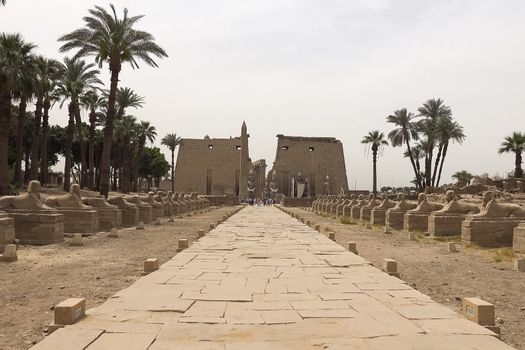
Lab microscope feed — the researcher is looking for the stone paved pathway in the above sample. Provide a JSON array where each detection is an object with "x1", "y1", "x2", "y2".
[{"x1": 32, "y1": 206, "x2": 513, "y2": 349}]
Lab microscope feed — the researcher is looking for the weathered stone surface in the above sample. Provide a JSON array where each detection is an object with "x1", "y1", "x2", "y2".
[
  {"x1": 461, "y1": 217, "x2": 522, "y2": 247},
  {"x1": 8, "y1": 210, "x2": 64, "y2": 245},
  {"x1": 108, "y1": 197, "x2": 140, "y2": 227},
  {"x1": 54, "y1": 298, "x2": 86, "y2": 325},
  {"x1": 53, "y1": 208, "x2": 98, "y2": 234},
  {"x1": 404, "y1": 212, "x2": 430, "y2": 232},
  {"x1": 386, "y1": 210, "x2": 405, "y2": 230},
  {"x1": 32, "y1": 206, "x2": 508, "y2": 350},
  {"x1": 462, "y1": 297, "x2": 495, "y2": 326},
  {"x1": 428, "y1": 213, "x2": 465, "y2": 237},
  {"x1": 0, "y1": 211, "x2": 15, "y2": 251},
  {"x1": 513, "y1": 223, "x2": 525, "y2": 253}
]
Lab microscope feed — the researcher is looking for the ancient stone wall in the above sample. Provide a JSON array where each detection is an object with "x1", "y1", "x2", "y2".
[
  {"x1": 271, "y1": 135, "x2": 349, "y2": 197},
  {"x1": 174, "y1": 137, "x2": 246, "y2": 195}
]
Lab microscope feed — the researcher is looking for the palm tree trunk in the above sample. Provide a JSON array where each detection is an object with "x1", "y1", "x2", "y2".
[
  {"x1": 0, "y1": 91, "x2": 11, "y2": 195},
  {"x1": 436, "y1": 141, "x2": 449, "y2": 187},
  {"x1": 121, "y1": 135, "x2": 131, "y2": 193},
  {"x1": 431, "y1": 143, "x2": 443, "y2": 187},
  {"x1": 15, "y1": 96, "x2": 27, "y2": 186},
  {"x1": 40, "y1": 97, "x2": 51, "y2": 185},
  {"x1": 171, "y1": 149, "x2": 175, "y2": 192},
  {"x1": 516, "y1": 150, "x2": 523, "y2": 178},
  {"x1": 88, "y1": 110, "x2": 96, "y2": 189},
  {"x1": 372, "y1": 146, "x2": 378, "y2": 195},
  {"x1": 99, "y1": 65, "x2": 121, "y2": 198},
  {"x1": 404, "y1": 139, "x2": 421, "y2": 191},
  {"x1": 74, "y1": 104, "x2": 87, "y2": 188},
  {"x1": 29, "y1": 95, "x2": 43, "y2": 180},
  {"x1": 64, "y1": 103, "x2": 75, "y2": 191},
  {"x1": 133, "y1": 140, "x2": 145, "y2": 192}
]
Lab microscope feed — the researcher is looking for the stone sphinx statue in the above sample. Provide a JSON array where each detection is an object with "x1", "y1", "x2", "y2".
[
  {"x1": 404, "y1": 193, "x2": 444, "y2": 232},
  {"x1": 370, "y1": 194, "x2": 397, "y2": 225},
  {"x1": 140, "y1": 191, "x2": 165, "y2": 219},
  {"x1": 462, "y1": 191, "x2": 525, "y2": 247},
  {"x1": 124, "y1": 195, "x2": 153, "y2": 223},
  {"x1": 428, "y1": 190, "x2": 480, "y2": 237},
  {"x1": 436, "y1": 190, "x2": 480, "y2": 215},
  {"x1": 0, "y1": 181, "x2": 64, "y2": 245},
  {"x1": 43, "y1": 184, "x2": 98, "y2": 233},
  {"x1": 0, "y1": 180, "x2": 54, "y2": 211},
  {"x1": 408, "y1": 193, "x2": 444, "y2": 214},
  {"x1": 350, "y1": 194, "x2": 369, "y2": 220},
  {"x1": 82, "y1": 195, "x2": 122, "y2": 231},
  {"x1": 360, "y1": 194, "x2": 381, "y2": 221},
  {"x1": 44, "y1": 184, "x2": 92, "y2": 209},
  {"x1": 475, "y1": 191, "x2": 525, "y2": 218},
  {"x1": 342, "y1": 195, "x2": 361, "y2": 218},
  {"x1": 336, "y1": 194, "x2": 354, "y2": 217}
]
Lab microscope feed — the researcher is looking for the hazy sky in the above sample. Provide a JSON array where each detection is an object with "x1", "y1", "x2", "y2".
[{"x1": 2, "y1": 0, "x2": 525, "y2": 190}]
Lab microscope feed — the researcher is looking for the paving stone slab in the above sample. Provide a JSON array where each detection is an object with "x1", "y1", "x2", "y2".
[{"x1": 31, "y1": 206, "x2": 511, "y2": 350}]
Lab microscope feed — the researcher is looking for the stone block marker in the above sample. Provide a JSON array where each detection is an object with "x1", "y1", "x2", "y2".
[
  {"x1": 177, "y1": 239, "x2": 189, "y2": 252},
  {"x1": 447, "y1": 242, "x2": 458, "y2": 253},
  {"x1": 70, "y1": 234, "x2": 84, "y2": 246},
  {"x1": 0, "y1": 244, "x2": 17, "y2": 262},
  {"x1": 144, "y1": 258, "x2": 159, "y2": 274},
  {"x1": 108, "y1": 228, "x2": 118, "y2": 238},
  {"x1": 155, "y1": 218, "x2": 161, "y2": 226},
  {"x1": 315, "y1": 224, "x2": 320, "y2": 232},
  {"x1": 382, "y1": 258, "x2": 400, "y2": 277},
  {"x1": 136, "y1": 222, "x2": 145, "y2": 230},
  {"x1": 462, "y1": 297, "x2": 495, "y2": 326},
  {"x1": 347, "y1": 242, "x2": 358, "y2": 255},
  {"x1": 514, "y1": 258, "x2": 525, "y2": 272},
  {"x1": 384, "y1": 226, "x2": 391, "y2": 234},
  {"x1": 168, "y1": 216, "x2": 174, "y2": 223},
  {"x1": 216, "y1": 219, "x2": 222, "y2": 225},
  {"x1": 407, "y1": 232, "x2": 416, "y2": 241},
  {"x1": 328, "y1": 232, "x2": 336, "y2": 241},
  {"x1": 365, "y1": 222, "x2": 372, "y2": 229},
  {"x1": 209, "y1": 223, "x2": 215, "y2": 230},
  {"x1": 54, "y1": 298, "x2": 86, "y2": 326},
  {"x1": 197, "y1": 229, "x2": 206, "y2": 238},
  {"x1": 306, "y1": 220, "x2": 311, "y2": 226}
]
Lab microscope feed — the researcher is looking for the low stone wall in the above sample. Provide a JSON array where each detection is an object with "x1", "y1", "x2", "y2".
[
  {"x1": 282, "y1": 197, "x2": 314, "y2": 207},
  {"x1": 203, "y1": 195, "x2": 239, "y2": 206},
  {"x1": 462, "y1": 217, "x2": 522, "y2": 247}
]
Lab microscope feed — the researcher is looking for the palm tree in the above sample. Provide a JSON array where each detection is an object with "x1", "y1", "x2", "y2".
[
  {"x1": 0, "y1": 33, "x2": 36, "y2": 194},
  {"x1": 13, "y1": 51, "x2": 37, "y2": 186},
  {"x1": 417, "y1": 98, "x2": 452, "y2": 187},
  {"x1": 80, "y1": 90, "x2": 105, "y2": 189},
  {"x1": 58, "y1": 4, "x2": 168, "y2": 198},
  {"x1": 435, "y1": 120, "x2": 465, "y2": 187},
  {"x1": 452, "y1": 170, "x2": 474, "y2": 186},
  {"x1": 498, "y1": 132, "x2": 525, "y2": 179},
  {"x1": 361, "y1": 130, "x2": 389, "y2": 195},
  {"x1": 115, "y1": 87, "x2": 144, "y2": 120},
  {"x1": 387, "y1": 108, "x2": 421, "y2": 190},
  {"x1": 133, "y1": 121, "x2": 156, "y2": 192},
  {"x1": 35, "y1": 57, "x2": 62, "y2": 185},
  {"x1": 115, "y1": 115, "x2": 137, "y2": 193},
  {"x1": 161, "y1": 133, "x2": 182, "y2": 192},
  {"x1": 55, "y1": 57, "x2": 102, "y2": 191}
]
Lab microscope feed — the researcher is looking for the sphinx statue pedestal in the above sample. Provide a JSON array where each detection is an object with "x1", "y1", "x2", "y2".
[
  {"x1": 140, "y1": 193, "x2": 165, "y2": 220},
  {"x1": 513, "y1": 223, "x2": 525, "y2": 253},
  {"x1": 385, "y1": 210, "x2": 406, "y2": 229},
  {"x1": 53, "y1": 208, "x2": 98, "y2": 234},
  {"x1": 371, "y1": 208, "x2": 387, "y2": 225},
  {"x1": 360, "y1": 207, "x2": 373, "y2": 222},
  {"x1": 125, "y1": 196, "x2": 153, "y2": 224},
  {"x1": 404, "y1": 213, "x2": 431, "y2": 232},
  {"x1": 108, "y1": 197, "x2": 139, "y2": 227},
  {"x1": 8, "y1": 210, "x2": 64, "y2": 245},
  {"x1": 350, "y1": 205, "x2": 365, "y2": 221},
  {"x1": 461, "y1": 217, "x2": 523, "y2": 247},
  {"x1": 428, "y1": 213, "x2": 466, "y2": 237},
  {"x1": 0, "y1": 212, "x2": 15, "y2": 251},
  {"x1": 83, "y1": 197, "x2": 122, "y2": 232}
]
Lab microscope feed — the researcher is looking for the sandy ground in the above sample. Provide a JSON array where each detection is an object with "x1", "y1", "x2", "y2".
[
  {"x1": 0, "y1": 206, "x2": 239, "y2": 350},
  {"x1": 286, "y1": 207, "x2": 525, "y2": 350}
]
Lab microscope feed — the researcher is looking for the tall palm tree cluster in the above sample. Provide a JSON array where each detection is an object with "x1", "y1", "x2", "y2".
[
  {"x1": 498, "y1": 132, "x2": 525, "y2": 179},
  {"x1": 386, "y1": 98, "x2": 466, "y2": 191},
  {"x1": 0, "y1": 4, "x2": 169, "y2": 196}
]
